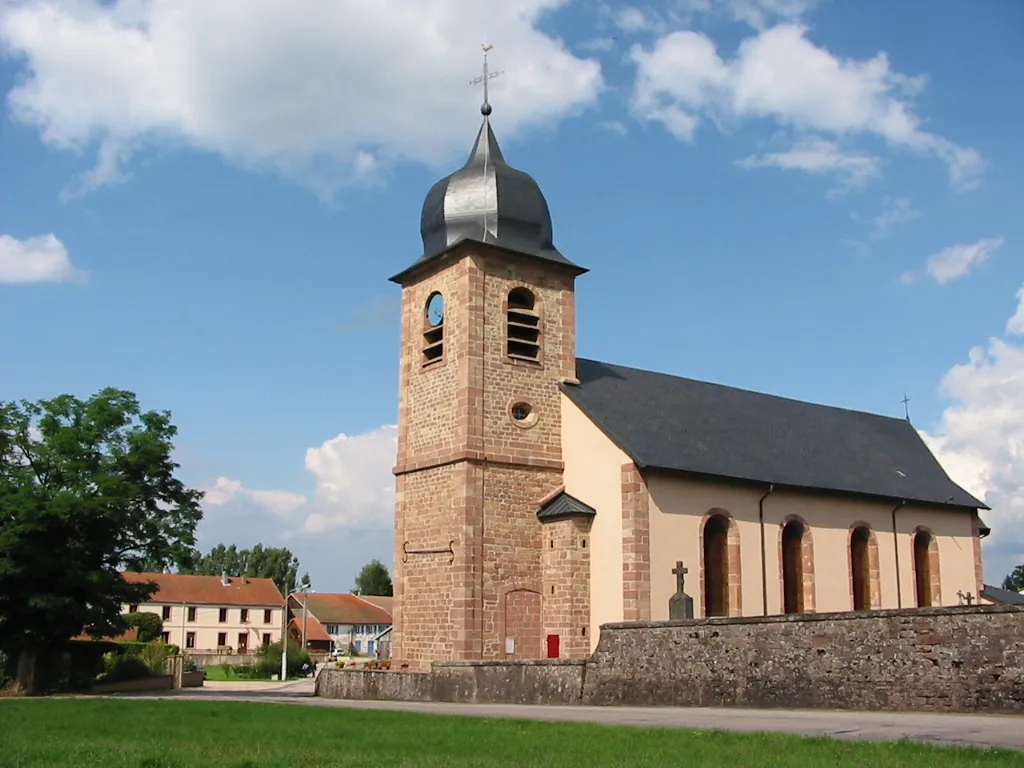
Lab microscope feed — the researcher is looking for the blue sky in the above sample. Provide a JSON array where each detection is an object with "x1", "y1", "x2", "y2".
[{"x1": 2, "y1": 0, "x2": 1022, "y2": 592}]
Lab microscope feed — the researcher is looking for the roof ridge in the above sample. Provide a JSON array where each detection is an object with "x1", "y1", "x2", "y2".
[{"x1": 576, "y1": 357, "x2": 913, "y2": 425}]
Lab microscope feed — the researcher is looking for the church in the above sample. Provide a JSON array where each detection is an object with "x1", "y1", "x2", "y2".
[{"x1": 386, "y1": 87, "x2": 989, "y2": 669}]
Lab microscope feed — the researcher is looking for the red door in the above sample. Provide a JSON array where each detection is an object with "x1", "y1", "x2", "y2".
[{"x1": 546, "y1": 634, "x2": 559, "y2": 659}]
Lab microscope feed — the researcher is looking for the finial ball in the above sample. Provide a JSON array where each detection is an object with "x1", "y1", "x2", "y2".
[{"x1": 481, "y1": 102, "x2": 493, "y2": 116}]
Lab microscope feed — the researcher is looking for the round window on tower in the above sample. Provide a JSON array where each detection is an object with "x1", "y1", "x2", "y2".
[{"x1": 508, "y1": 401, "x2": 538, "y2": 428}]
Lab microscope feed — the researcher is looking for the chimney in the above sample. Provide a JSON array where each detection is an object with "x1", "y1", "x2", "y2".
[{"x1": 221, "y1": 571, "x2": 230, "y2": 586}]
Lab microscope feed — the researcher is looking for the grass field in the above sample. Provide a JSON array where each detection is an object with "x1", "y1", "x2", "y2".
[
  {"x1": 200, "y1": 665, "x2": 300, "y2": 682},
  {"x1": 0, "y1": 700, "x2": 1020, "y2": 768}
]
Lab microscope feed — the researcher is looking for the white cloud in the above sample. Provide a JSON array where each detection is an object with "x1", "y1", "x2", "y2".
[
  {"x1": 301, "y1": 425, "x2": 398, "y2": 532},
  {"x1": 0, "y1": 233, "x2": 85, "y2": 284},
  {"x1": 578, "y1": 37, "x2": 616, "y2": 53},
  {"x1": 615, "y1": 0, "x2": 816, "y2": 33},
  {"x1": 871, "y1": 197, "x2": 918, "y2": 240},
  {"x1": 202, "y1": 477, "x2": 307, "y2": 516},
  {"x1": 723, "y1": 0, "x2": 818, "y2": 29},
  {"x1": 901, "y1": 237, "x2": 1004, "y2": 285},
  {"x1": 736, "y1": 137, "x2": 880, "y2": 197},
  {"x1": 926, "y1": 238, "x2": 1004, "y2": 285},
  {"x1": 200, "y1": 425, "x2": 397, "y2": 533},
  {"x1": 1007, "y1": 285, "x2": 1024, "y2": 336},
  {"x1": 630, "y1": 23, "x2": 984, "y2": 188},
  {"x1": 616, "y1": 6, "x2": 658, "y2": 32},
  {"x1": 598, "y1": 120, "x2": 629, "y2": 136},
  {"x1": 0, "y1": 0, "x2": 603, "y2": 198},
  {"x1": 920, "y1": 286, "x2": 1024, "y2": 583}
]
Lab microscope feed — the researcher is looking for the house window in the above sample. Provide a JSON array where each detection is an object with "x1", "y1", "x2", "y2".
[
  {"x1": 423, "y1": 291, "x2": 445, "y2": 364},
  {"x1": 128, "y1": 604, "x2": 138, "y2": 613},
  {"x1": 506, "y1": 287, "x2": 540, "y2": 361},
  {"x1": 354, "y1": 640, "x2": 362, "y2": 653},
  {"x1": 186, "y1": 632, "x2": 196, "y2": 649},
  {"x1": 161, "y1": 632, "x2": 170, "y2": 644},
  {"x1": 218, "y1": 608, "x2": 228, "y2": 623},
  {"x1": 240, "y1": 608, "x2": 249, "y2": 623},
  {"x1": 187, "y1": 606, "x2": 197, "y2": 622},
  {"x1": 217, "y1": 632, "x2": 228, "y2": 648},
  {"x1": 161, "y1": 606, "x2": 171, "y2": 620},
  {"x1": 264, "y1": 609, "x2": 272, "y2": 624},
  {"x1": 262, "y1": 633, "x2": 272, "y2": 646}
]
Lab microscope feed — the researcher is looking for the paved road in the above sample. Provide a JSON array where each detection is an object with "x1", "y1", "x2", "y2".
[{"x1": 123, "y1": 680, "x2": 1023, "y2": 752}]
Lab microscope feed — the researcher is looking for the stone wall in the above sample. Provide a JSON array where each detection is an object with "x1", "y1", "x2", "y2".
[
  {"x1": 318, "y1": 605, "x2": 1024, "y2": 713},
  {"x1": 586, "y1": 604, "x2": 1024, "y2": 712},
  {"x1": 317, "y1": 660, "x2": 585, "y2": 705}
]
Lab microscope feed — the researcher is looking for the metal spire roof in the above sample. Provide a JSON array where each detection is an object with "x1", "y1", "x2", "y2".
[{"x1": 389, "y1": 46, "x2": 585, "y2": 284}]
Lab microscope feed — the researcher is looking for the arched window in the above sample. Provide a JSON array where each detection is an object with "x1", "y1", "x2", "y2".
[
  {"x1": 506, "y1": 287, "x2": 540, "y2": 361},
  {"x1": 780, "y1": 518, "x2": 814, "y2": 615},
  {"x1": 913, "y1": 529, "x2": 939, "y2": 607},
  {"x1": 703, "y1": 514, "x2": 730, "y2": 617},
  {"x1": 850, "y1": 525, "x2": 873, "y2": 611},
  {"x1": 423, "y1": 291, "x2": 445, "y2": 364}
]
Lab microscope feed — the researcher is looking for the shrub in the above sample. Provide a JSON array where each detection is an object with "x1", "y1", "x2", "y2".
[
  {"x1": 254, "y1": 640, "x2": 310, "y2": 678},
  {"x1": 97, "y1": 656, "x2": 151, "y2": 684}
]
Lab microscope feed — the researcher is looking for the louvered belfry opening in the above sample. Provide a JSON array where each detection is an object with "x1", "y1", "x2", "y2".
[{"x1": 507, "y1": 287, "x2": 540, "y2": 361}]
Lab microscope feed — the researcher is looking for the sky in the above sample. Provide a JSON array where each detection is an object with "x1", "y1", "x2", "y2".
[{"x1": 1, "y1": 0, "x2": 1022, "y2": 593}]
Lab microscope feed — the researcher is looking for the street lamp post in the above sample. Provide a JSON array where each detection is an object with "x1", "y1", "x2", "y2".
[{"x1": 280, "y1": 580, "x2": 311, "y2": 681}]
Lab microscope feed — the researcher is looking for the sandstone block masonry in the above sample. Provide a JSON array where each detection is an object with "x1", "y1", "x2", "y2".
[
  {"x1": 392, "y1": 243, "x2": 587, "y2": 668},
  {"x1": 318, "y1": 605, "x2": 1024, "y2": 714}
]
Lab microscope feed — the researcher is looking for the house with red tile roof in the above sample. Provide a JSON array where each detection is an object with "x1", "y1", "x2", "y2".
[
  {"x1": 288, "y1": 593, "x2": 392, "y2": 656},
  {"x1": 119, "y1": 572, "x2": 285, "y2": 654}
]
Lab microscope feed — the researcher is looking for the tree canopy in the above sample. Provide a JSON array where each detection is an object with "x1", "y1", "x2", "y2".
[
  {"x1": 123, "y1": 611, "x2": 164, "y2": 643},
  {"x1": 0, "y1": 388, "x2": 203, "y2": 692},
  {"x1": 354, "y1": 559, "x2": 393, "y2": 596},
  {"x1": 1003, "y1": 565, "x2": 1024, "y2": 594},
  {"x1": 176, "y1": 544, "x2": 308, "y2": 595}
]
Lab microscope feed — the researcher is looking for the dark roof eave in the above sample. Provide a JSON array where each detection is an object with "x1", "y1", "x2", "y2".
[
  {"x1": 637, "y1": 462, "x2": 989, "y2": 512},
  {"x1": 537, "y1": 510, "x2": 597, "y2": 522},
  {"x1": 389, "y1": 238, "x2": 588, "y2": 285}
]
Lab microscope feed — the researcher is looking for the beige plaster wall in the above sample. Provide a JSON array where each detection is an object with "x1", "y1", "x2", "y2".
[
  {"x1": 645, "y1": 473, "x2": 980, "y2": 618},
  {"x1": 123, "y1": 604, "x2": 283, "y2": 652},
  {"x1": 560, "y1": 395, "x2": 629, "y2": 648}
]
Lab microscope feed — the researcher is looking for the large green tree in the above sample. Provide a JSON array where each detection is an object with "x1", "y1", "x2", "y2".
[
  {"x1": 354, "y1": 559, "x2": 393, "y2": 596},
  {"x1": 178, "y1": 543, "x2": 307, "y2": 595},
  {"x1": 0, "y1": 388, "x2": 203, "y2": 693},
  {"x1": 1003, "y1": 565, "x2": 1024, "y2": 593}
]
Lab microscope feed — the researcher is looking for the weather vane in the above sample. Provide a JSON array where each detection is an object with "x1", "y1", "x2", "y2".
[{"x1": 470, "y1": 42, "x2": 503, "y2": 116}]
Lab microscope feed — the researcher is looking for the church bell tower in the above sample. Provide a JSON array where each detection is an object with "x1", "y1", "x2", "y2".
[{"x1": 388, "y1": 46, "x2": 589, "y2": 668}]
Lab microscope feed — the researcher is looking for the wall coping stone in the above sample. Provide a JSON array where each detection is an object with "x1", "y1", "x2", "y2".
[
  {"x1": 599, "y1": 603, "x2": 1023, "y2": 631},
  {"x1": 433, "y1": 659, "x2": 586, "y2": 669}
]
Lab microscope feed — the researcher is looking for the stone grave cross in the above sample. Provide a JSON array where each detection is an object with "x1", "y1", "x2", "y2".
[{"x1": 669, "y1": 560, "x2": 694, "y2": 620}]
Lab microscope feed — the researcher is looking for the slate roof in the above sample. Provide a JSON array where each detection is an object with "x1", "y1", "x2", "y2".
[
  {"x1": 120, "y1": 572, "x2": 285, "y2": 606},
  {"x1": 981, "y1": 585, "x2": 1024, "y2": 605},
  {"x1": 291, "y1": 593, "x2": 393, "y2": 625},
  {"x1": 562, "y1": 359, "x2": 986, "y2": 511},
  {"x1": 537, "y1": 491, "x2": 597, "y2": 521}
]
